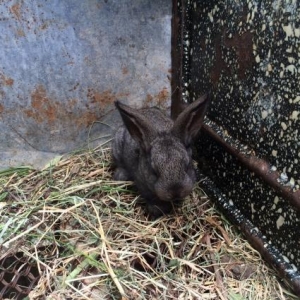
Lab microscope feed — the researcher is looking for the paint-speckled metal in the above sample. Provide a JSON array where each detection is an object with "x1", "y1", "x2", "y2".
[
  {"x1": 0, "y1": 0, "x2": 171, "y2": 169},
  {"x1": 172, "y1": 0, "x2": 300, "y2": 295}
]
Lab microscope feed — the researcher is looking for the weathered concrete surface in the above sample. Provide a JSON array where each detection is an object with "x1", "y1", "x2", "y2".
[
  {"x1": 0, "y1": 0, "x2": 171, "y2": 169},
  {"x1": 172, "y1": 0, "x2": 300, "y2": 295}
]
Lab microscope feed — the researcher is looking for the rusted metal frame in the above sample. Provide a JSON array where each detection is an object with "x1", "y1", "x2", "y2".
[
  {"x1": 170, "y1": 1, "x2": 300, "y2": 296},
  {"x1": 171, "y1": 0, "x2": 185, "y2": 120},
  {"x1": 202, "y1": 124, "x2": 300, "y2": 212}
]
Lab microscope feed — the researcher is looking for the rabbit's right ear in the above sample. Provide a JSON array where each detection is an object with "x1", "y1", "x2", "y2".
[
  {"x1": 115, "y1": 101, "x2": 155, "y2": 150},
  {"x1": 172, "y1": 94, "x2": 209, "y2": 146}
]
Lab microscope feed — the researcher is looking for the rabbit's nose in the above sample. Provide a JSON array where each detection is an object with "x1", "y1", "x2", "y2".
[
  {"x1": 155, "y1": 180, "x2": 194, "y2": 202},
  {"x1": 169, "y1": 182, "x2": 193, "y2": 199}
]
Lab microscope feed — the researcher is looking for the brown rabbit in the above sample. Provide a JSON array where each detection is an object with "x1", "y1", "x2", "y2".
[{"x1": 112, "y1": 94, "x2": 209, "y2": 218}]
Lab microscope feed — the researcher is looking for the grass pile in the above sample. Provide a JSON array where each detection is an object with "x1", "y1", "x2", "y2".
[{"x1": 0, "y1": 147, "x2": 297, "y2": 300}]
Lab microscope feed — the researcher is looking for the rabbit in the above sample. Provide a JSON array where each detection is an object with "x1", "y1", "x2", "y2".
[{"x1": 112, "y1": 94, "x2": 209, "y2": 218}]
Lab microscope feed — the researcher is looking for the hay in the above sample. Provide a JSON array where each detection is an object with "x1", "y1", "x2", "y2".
[{"x1": 0, "y1": 147, "x2": 297, "y2": 300}]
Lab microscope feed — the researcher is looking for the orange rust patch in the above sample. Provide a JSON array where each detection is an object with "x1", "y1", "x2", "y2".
[
  {"x1": 87, "y1": 89, "x2": 129, "y2": 109},
  {"x1": 16, "y1": 29, "x2": 25, "y2": 37},
  {"x1": 143, "y1": 88, "x2": 169, "y2": 108},
  {"x1": 40, "y1": 22, "x2": 49, "y2": 30},
  {"x1": 24, "y1": 86, "x2": 121, "y2": 128},
  {"x1": 156, "y1": 87, "x2": 169, "y2": 106},
  {"x1": 68, "y1": 98, "x2": 78, "y2": 109},
  {"x1": 0, "y1": 104, "x2": 4, "y2": 114},
  {"x1": 87, "y1": 89, "x2": 116, "y2": 108},
  {"x1": 77, "y1": 112, "x2": 98, "y2": 127},
  {"x1": 24, "y1": 108, "x2": 42, "y2": 123},
  {"x1": 26, "y1": 85, "x2": 57, "y2": 123},
  {"x1": 122, "y1": 67, "x2": 129, "y2": 75},
  {"x1": 24, "y1": 85, "x2": 129, "y2": 128},
  {"x1": 10, "y1": 3, "x2": 22, "y2": 21},
  {"x1": 144, "y1": 94, "x2": 154, "y2": 107},
  {"x1": 0, "y1": 73, "x2": 14, "y2": 86},
  {"x1": 6, "y1": 78, "x2": 14, "y2": 86}
]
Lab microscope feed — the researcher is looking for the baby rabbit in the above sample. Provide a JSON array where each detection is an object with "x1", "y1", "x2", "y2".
[{"x1": 112, "y1": 94, "x2": 209, "y2": 218}]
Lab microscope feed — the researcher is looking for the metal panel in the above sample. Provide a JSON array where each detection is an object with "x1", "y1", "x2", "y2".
[
  {"x1": 0, "y1": 0, "x2": 171, "y2": 169},
  {"x1": 172, "y1": 0, "x2": 300, "y2": 295}
]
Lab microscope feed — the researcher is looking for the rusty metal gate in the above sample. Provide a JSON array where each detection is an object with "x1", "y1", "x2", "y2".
[{"x1": 172, "y1": 0, "x2": 300, "y2": 295}]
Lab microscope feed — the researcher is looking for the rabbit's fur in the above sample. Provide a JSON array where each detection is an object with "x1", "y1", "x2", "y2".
[{"x1": 112, "y1": 94, "x2": 209, "y2": 218}]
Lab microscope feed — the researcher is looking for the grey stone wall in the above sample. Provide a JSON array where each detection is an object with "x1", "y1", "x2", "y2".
[{"x1": 0, "y1": 0, "x2": 171, "y2": 169}]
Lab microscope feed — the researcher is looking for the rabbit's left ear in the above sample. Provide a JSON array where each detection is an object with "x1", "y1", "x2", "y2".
[
  {"x1": 172, "y1": 94, "x2": 209, "y2": 146},
  {"x1": 115, "y1": 101, "x2": 156, "y2": 151}
]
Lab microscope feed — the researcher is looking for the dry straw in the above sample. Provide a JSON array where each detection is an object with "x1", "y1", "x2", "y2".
[{"x1": 0, "y1": 147, "x2": 297, "y2": 299}]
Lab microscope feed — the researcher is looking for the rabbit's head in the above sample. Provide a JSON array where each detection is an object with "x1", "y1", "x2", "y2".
[{"x1": 115, "y1": 95, "x2": 209, "y2": 207}]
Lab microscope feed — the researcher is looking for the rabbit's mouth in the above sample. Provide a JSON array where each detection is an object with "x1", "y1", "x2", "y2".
[
  {"x1": 155, "y1": 184, "x2": 193, "y2": 203},
  {"x1": 158, "y1": 196, "x2": 184, "y2": 204}
]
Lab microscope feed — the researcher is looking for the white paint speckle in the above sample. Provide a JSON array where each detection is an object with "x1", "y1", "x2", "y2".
[
  {"x1": 283, "y1": 255, "x2": 290, "y2": 263},
  {"x1": 289, "y1": 177, "x2": 295, "y2": 187},
  {"x1": 286, "y1": 64, "x2": 297, "y2": 74},
  {"x1": 280, "y1": 173, "x2": 288, "y2": 182},
  {"x1": 262, "y1": 110, "x2": 268, "y2": 119},
  {"x1": 288, "y1": 57, "x2": 295, "y2": 64},
  {"x1": 290, "y1": 110, "x2": 299, "y2": 120},
  {"x1": 276, "y1": 215, "x2": 285, "y2": 229},
  {"x1": 281, "y1": 122, "x2": 287, "y2": 130},
  {"x1": 282, "y1": 24, "x2": 294, "y2": 38}
]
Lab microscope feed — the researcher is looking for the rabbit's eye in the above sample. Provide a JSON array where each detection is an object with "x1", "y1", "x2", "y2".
[
  {"x1": 150, "y1": 164, "x2": 159, "y2": 178},
  {"x1": 152, "y1": 168, "x2": 159, "y2": 178}
]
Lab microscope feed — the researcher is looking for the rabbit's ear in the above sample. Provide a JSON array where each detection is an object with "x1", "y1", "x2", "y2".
[
  {"x1": 172, "y1": 94, "x2": 209, "y2": 146},
  {"x1": 115, "y1": 101, "x2": 155, "y2": 150}
]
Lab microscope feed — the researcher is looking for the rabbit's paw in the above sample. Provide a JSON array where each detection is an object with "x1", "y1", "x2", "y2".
[{"x1": 147, "y1": 202, "x2": 173, "y2": 219}]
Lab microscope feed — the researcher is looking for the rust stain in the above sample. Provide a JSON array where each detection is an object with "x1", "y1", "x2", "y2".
[
  {"x1": 224, "y1": 30, "x2": 254, "y2": 79},
  {"x1": 87, "y1": 89, "x2": 129, "y2": 109},
  {"x1": 4, "y1": 77, "x2": 14, "y2": 86},
  {"x1": 210, "y1": 34, "x2": 231, "y2": 86},
  {"x1": 24, "y1": 85, "x2": 120, "y2": 128},
  {"x1": 0, "y1": 73, "x2": 14, "y2": 86},
  {"x1": 122, "y1": 67, "x2": 129, "y2": 75},
  {"x1": 16, "y1": 29, "x2": 25, "y2": 37},
  {"x1": 0, "y1": 104, "x2": 4, "y2": 114},
  {"x1": 10, "y1": 3, "x2": 22, "y2": 21},
  {"x1": 68, "y1": 98, "x2": 78, "y2": 109},
  {"x1": 156, "y1": 87, "x2": 169, "y2": 106},
  {"x1": 144, "y1": 94, "x2": 154, "y2": 107},
  {"x1": 39, "y1": 22, "x2": 49, "y2": 30},
  {"x1": 143, "y1": 88, "x2": 169, "y2": 108},
  {"x1": 77, "y1": 112, "x2": 98, "y2": 127},
  {"x1": 87, "y1": 89, "x2": 115, "y2": 108},
  {"x1": 210, "y1": 27, "x2": 254, "y2": 85},
  {"x1": 25, "y1": 85, "x2": 57, "y2": 123}
]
